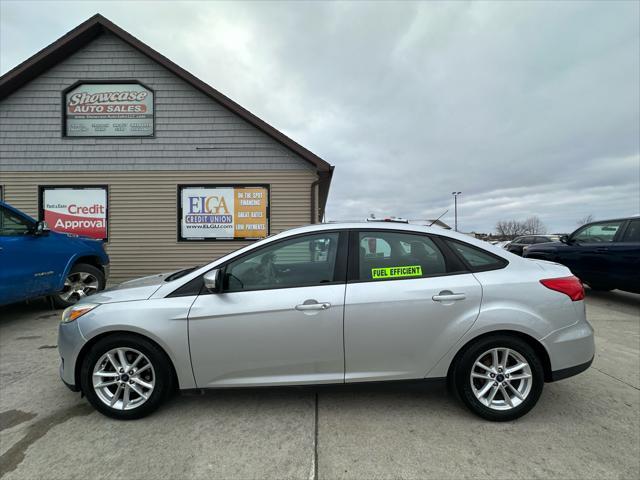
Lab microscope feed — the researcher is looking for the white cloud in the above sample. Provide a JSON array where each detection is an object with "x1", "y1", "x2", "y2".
[{"x1": 1, "y1": 0, "x2": 638, "y2": 233}]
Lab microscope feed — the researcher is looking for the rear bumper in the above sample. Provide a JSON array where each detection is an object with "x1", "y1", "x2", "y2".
[
  {"x1": 541, "y1": 316, "x2": 595, "y2": 378},
  {"x1": 550, "y1": 356, "x2": 594, "y2": 382}
]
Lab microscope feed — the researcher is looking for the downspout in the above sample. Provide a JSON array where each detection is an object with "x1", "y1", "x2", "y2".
[{"x1": 310, "y1": 177, "x2": 320, "y2": 224}]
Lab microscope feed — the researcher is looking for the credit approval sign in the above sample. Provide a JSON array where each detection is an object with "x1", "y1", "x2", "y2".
[
  {"x1": 40, "y1": 187, "x2": 108, "y2": 240},
  {"x1": 65, "y1": 83, "x2": 153, "y2": 136},
  {"x1": 179, "y1": 185, "x2": 269, "y2": 240}
]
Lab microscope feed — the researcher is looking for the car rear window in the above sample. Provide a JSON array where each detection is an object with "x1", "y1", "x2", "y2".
[{"x1": 445, "y1": 240, "x2": 508, "y2": 272}]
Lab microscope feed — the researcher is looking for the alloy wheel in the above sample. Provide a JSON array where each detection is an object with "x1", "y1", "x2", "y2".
[
  {"x1": 470, "y1": 347, "x2": 533, "y2": 411},
  {"x1": 92, "y1": 347, "x2": 156, "y2": 411},
  {"x1": 59, "y1": 271, "x2": 99, "y2": 302}
]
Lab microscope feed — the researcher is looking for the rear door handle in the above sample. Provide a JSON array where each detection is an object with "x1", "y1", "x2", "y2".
[
  {"x1": 595, "y1": 248, "x2": 608, "y2": 253},
  {"x1": 432, "y1": 293, "x2": 466, "y2": 302},
  {"x1": 295, "y1": 301, "x2": 331, "y2": 311}
]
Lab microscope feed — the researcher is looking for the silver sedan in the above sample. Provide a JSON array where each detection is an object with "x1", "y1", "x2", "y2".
[{"x1": 58, "y1": 222, "x2": 594, "y2": 421}]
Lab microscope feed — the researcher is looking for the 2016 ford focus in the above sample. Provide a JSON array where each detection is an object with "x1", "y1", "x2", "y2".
[{"x1": 58, "y1": 222, "x2": 594, "y2": 421}]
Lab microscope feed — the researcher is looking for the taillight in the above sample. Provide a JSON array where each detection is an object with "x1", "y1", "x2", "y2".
[{"x1": 540, "y1": 276, "x2": 585, "y2": 301}]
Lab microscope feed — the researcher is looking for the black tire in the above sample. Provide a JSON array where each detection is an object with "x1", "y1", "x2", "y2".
[
  {"x1": 52, "y1": 263, "x2": 105, "y2": 308},
  {"x1": 80, "y1": 334, "x2": 173, "y2": 420},
  {"x1": 452, "y1": 335, "x2": 544, "y2": 422}
]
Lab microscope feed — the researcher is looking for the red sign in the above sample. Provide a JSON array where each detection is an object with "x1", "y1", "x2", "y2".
[{"x1": 42, "y1": 188, "x2": 107, "y2": 240}]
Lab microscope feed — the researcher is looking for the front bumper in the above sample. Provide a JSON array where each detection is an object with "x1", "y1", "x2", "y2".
[{"x1": 58, "y1": 319, "x2": 87, "y2": 390}]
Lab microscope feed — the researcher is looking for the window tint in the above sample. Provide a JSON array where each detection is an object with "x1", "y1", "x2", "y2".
[
  {"x1": 446, "y1": 240, "x2": 507, "y2": 271},
  {"x1": 224, "y1": 232, "x2": 340, "y2": 292},
  {"x1": 573, "y1": 221, "x2": 623, "y2": 243},
  {"x1": 622, "y1": 220, "x2": 640, "y2": 242},
  {"x1": 535, "y1": 236, "x2": 554, "y2": 243},
  {"x1": 0, "y1": 206, "x2": 32, "y2": 236},
  {"x1": 357, "y1": 231, "x2": 447, "y2": 281}
]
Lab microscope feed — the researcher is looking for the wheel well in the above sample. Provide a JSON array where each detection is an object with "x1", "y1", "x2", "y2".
[
  {"x1": 75, "y1": 331, "x2": 179, "y2": 392},
  {"x1": 74, "y1": 256, "x2": 105, "y2": 274},
  {"x1": 447, "y1": 330, "x2": 553, "y2": 382}
]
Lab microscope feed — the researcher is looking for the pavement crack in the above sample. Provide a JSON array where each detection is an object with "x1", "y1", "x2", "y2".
[
  {"x1": 0, "y1": 404, "x2": 93, "y2": 478},
  {"x1": 309, "y1": 392, "x2": 318, "y2": 480},
  {"x1": 592, "y1": 367, "x2": 640, "y2": 391}
]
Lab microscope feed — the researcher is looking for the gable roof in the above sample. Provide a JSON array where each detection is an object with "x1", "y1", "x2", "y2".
[{"x1": 0, "y1": 14, "x2": 333, "y2": 215}]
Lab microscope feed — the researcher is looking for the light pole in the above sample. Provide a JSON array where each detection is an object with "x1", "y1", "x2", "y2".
[{"x1": 452, "y1": 191, "x2": 462, "y2": 232}]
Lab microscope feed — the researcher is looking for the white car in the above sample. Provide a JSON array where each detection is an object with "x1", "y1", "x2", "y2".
[{"x1": 58, "y1": 222, "x2": 595, "y2": 421}]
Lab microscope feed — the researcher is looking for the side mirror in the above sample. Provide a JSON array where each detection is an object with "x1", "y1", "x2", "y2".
[
  {"x1": 203, "y1": 269, "x2": 220, "y2": 292},
  {"x1": 560, "y1": 235, "x2": 570, "y2": 244},
  {"x1": 33, "y1": 220, "x2": 50, "y2": 236}
]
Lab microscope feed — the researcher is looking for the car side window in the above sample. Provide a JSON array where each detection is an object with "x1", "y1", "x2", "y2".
[
  {"x1": 621, "y1": 220, "x2": 640, "y2": 242},
  {"x1": 573, "y1": 221, "x2": 624, "y2": 243},
  {"x1": 446, "y1": 239, "x2": 508, "y2": 271},
  {"x1": 357, "y1": 231, "x2": 447, "y2": 281},
  {"x1": 0, "y1": 206, "x2": 32, "y2": 236},
  {"x1": 224, "y1": 232, "x2": 340, "y2": 292}
]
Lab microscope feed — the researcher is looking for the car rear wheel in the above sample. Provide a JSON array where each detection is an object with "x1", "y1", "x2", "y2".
[
  {"x1": 453, "y1": 335, "x2": 544, "y2": 421},
  {"x1": 80, "y1": 335, "x2": 173, "y2": 420},
  {"x1": 52, "y1": 263, "x2": 105, "y2": 308}
]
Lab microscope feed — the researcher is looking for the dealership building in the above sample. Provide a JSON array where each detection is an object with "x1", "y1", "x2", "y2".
[{"x1": 0, "y1": 15, "x2": 334, "y2": 282}]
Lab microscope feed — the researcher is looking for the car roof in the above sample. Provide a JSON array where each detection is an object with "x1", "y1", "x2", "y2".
[{"x1": 272, "y1": 222, "x2": 512, "y2": 256}]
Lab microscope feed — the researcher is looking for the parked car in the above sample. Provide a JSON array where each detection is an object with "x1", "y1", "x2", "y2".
[
  {"x1": 0, "y1": 201, "x2": 109, "y2": 307},
  {"x1": 505, "y1": 235, "x2": 560, "y2": 256},
  {"x1": 524, "y1": 217, "x2": 640, "y2": 293},
  {"x1": 58, "y1": 222, "x2": 594, "y2": 422}
]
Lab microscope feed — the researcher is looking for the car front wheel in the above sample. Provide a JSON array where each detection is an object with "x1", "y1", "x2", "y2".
[
  {"x1": 80, "y1": 335, "x2": 173, "y2": 420},
  {"x1": 53, "y1": 263, "x2": 105, "y2": 308},
  {"x1": 453, "y1": 335, "x2": 544, "y2": 421}
]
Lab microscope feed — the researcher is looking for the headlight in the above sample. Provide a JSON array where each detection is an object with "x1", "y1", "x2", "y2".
[{"x1": 61, "y1": 303, "x2": 99, "y2": 323}]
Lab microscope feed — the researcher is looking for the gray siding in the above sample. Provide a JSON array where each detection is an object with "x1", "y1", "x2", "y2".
[{"x1": 0, "y1": 33, "x2": 313, "y2": 172}]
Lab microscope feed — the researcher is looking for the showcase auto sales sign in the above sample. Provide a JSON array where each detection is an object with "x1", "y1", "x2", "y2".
[
  {"x1": 42, "y1": 188, "x2": 107, "y2": 240},
  {"x1": 65, "y1": 83, "x2": 153, "y2": 136}
]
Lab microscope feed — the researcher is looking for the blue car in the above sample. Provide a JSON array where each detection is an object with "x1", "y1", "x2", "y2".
[{"x1": 0, "y1": 201, "x2": 110, "y2": 307}]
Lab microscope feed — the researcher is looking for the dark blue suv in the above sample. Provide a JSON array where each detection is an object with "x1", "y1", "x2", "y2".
[
  {"x1": 0, "y1": 201, "x2": 110, "y2": 307},
  {"x1": 524, "y1": 217, "x2": 640, "y2": 294}
]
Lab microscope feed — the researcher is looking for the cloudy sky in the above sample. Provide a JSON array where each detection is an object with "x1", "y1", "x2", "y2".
[{"x1": 1, "y1": 0, "x2": 638, "y2": 233}]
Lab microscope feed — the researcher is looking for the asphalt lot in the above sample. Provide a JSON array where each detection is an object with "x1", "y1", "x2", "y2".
[{"x1": 0, "y1": 290, "x2": 638, "y2": 480}]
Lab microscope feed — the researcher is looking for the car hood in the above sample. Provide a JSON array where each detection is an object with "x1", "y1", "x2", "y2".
[{"x1": 86, "y1": 271, "x2": 174, "y2": 304}]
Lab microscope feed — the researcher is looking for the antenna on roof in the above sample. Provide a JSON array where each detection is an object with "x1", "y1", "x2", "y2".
[{"x1": 429, "y1": 210, "x2": 449, "y2": 227}]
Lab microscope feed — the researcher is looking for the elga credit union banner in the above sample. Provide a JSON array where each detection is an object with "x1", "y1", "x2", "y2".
[
  {"x1": 42, "y1": 188, "x2": 108, "y2": 240},
  {"x1": 65, "y1": 83, "x2": 153, "y2": 136},
  {"x1": 180, "y1": 186, "x2": 269, "y2": 240}
]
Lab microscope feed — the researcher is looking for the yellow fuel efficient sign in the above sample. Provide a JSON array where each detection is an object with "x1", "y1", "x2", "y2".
[{"x1": 371, "y1": 265, "x2": 423, "y2": 279}]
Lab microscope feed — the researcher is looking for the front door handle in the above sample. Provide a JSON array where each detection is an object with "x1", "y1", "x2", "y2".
[
  {"x1": 295, "y1": 301, "x2": 331, "y2": 311},
  {"x1": 432, "y1": 292, "x2": 466, "y2": 302},
  {"x1": 595, "y1": 248, "x2": 608, "y2": 253}
]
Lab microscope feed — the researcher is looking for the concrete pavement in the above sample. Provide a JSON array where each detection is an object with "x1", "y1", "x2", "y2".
[{"x1": 1, "y1": 290, "x2": 638, "y2": 479}]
